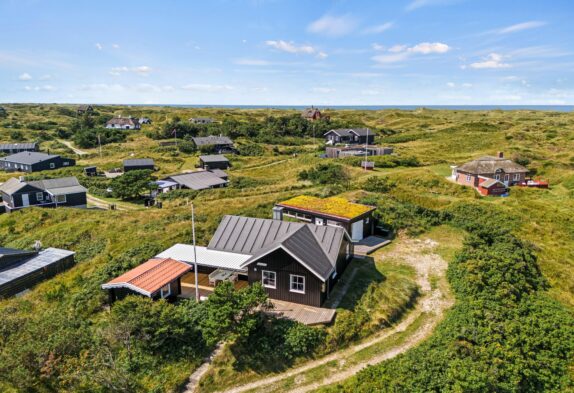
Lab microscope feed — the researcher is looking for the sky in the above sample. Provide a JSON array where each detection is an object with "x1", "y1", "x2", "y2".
[{"x1": 1, "y1": 0, "x2": 573, "y2": 105}]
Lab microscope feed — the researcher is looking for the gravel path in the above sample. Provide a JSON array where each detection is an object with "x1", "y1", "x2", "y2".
[{"x1": 215, "y1": 236, "x2": 453, "y2": 393}]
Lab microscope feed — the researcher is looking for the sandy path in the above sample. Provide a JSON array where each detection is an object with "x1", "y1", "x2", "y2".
[
  {"x1": 57, "y1": 139, "x2": 88, "y2": 155},
  {"x1": 213, "y1": 237, "x2": 453, "y2": 393}
]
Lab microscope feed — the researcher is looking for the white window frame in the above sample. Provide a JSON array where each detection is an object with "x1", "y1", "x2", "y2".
[
  {"x1": 49, "y1": 162, "x2": 56, "y2": 169},
  {"x1": 466, "y1": 174, "x2": 471, "y2": 182},
  {"x1": 290, "y1": 274, "x2": 305, "y2": 294},
  {"x1": 63, "y1": 161, "x2": 69, "y2": 166},
  {"x1": 55, "y1": 194, "x2": 66, "y2": 204},
  {"x1": 262, "y1": 270, "x2": 276, "y2": 289},
  {"x1": 36, "y1": 192, "x2": 43, "y2": 201},
  {"x1": 160, "y1": 283, "x2": 171, "y2": 298},
  {"x1": 513, "y1": 173, "x2": 520, "y2": 181},
  {"x1": 494, "y1": 174, "x2": 501, "y2": 181}
]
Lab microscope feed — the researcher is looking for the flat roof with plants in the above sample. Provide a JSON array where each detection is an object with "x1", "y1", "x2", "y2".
[{"x1": 278, "y1": 195, "x2": 375, "y2": 220}]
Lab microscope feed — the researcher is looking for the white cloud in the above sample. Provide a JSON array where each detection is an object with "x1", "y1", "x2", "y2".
[
  {"x1": 234, "y1": 58, "x2": 271, "y2": 66},
  {"x1": 372, "y1": 42, "x2": 451, "y2": 64},
  {"x1": 79, "y1": 83, "x2": 125, "y2": 92},
  {"x1": 135, "y1": 84, "x2": 174, "y2": 93},
  {"x1": 467, "y1": 53, "x2": 511, "y2": 69},
  {"x1": 95, "y1": 43, "x2": 103, "y2": 50},
  {"x1": 497, "y1": 21, "x2": 546, "y2": 34},
  {"x1": 310, "y1": 87, "x2": 336, "y2": 93},
  {"x1": 265, "y1": 40, "x2": 316, "y2": 55},
  {"x1": 181, "y1": 84, "x2": 234, "y2": 92},
  {"x1": 363, "y1": 22, "x2": 394, "y2": 34},
  {"x1": 112, "y1": 43, "x2": 120, "y2": 49},
  {"x1": 39, "y1": 74, "x2": 52, "y2": 80},
  {"x1": 446, "y1": 82, "x2": 456, "y2": 88},
  {"x1": 252, "y1": 87, "x2": 269, "y2": 92},
  {"x1": 18, "y1": 73, "x2": 32, "y2": 81},
  {"x1": 24, "y1": 85, "x2": 56, "y2": 92},
  {"x1": 361, "y1": 89, "x2": 383, "y2": 96},
  {"x1": 307, "y1": 14, "x2": 358, "y2": 37},
  {"x1": 406, "y1": 0, "x2": 458, "y2": 12},
  {"x1": 446, "y1": 82, "x2": 473, "y2": 88},
  {"x1": 109, "y1": 65, "x2": 152, "y2": 76},
  {"x1": 372, "y1": 43, "x2": 385, "y2": 51},
  {"x1": 316, "y1": 51, "x2": 328, "y2": 59}
]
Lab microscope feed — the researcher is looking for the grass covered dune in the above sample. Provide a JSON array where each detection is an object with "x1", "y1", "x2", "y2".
[{"x1": 0, "y1": 105, "x2": 573, "y2": 392}]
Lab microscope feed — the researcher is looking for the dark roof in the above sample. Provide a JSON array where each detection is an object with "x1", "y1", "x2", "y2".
[
  {"x1": 302, "y1": 107, "x2": 321, "y2": 118},
  {"x1": 167, "y1": 170, "x2": 227, "y2": 190},
  {"x1": 208, "y1": 215, "x2": 347, "y2": 281},
  {"x1": 0, "y1": 247, "x2": 35, "y2": 258},
  {"x1": 0, "y1": 142, "x2": 37, "y2": 151},
  {"x1": 208, "y1": 169, "x2": 228, "y2": 178},
  {"x1": 29, "y1": 176, "x2": 86, "y2": 195},
  {"x1": 324, "y1": 128, "x2": 375, "y2": 137},
  {"x1": 192, "y1": 136, "x2": 233, "y2": 146},
  {"x1": 106, "y1": 117, "x2": 139, "y2": 127},
  {"x1": 199, "y1": 154, "x2": 229, "y2": 163},
  {"x1": 77, "y1": 105, "x2": 93, "y2": 111},
  {"x1": 123, "y1": 158, "x2": 154, "y2": 167},
  {"x1": 457, "y1": 156, "x2": 528, "y2": 175},
  {"x1": 0, "y1": 151, "x2": 59, "y2": 165},
  {"x1": 0, "y1": 248, "x2": 75, "y2": 287}
]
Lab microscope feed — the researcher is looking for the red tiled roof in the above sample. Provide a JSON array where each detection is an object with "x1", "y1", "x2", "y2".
[{"x1": 102, "y1": 258, "x2": 191, "y2": 296}]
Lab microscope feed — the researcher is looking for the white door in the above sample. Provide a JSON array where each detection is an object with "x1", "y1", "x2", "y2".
[
  {"x1": 21, "y1": 194, "x2": 30, "y2": 207},
  {"x1": 351, "y1": 220, "x2": 364, "y2": 241}
]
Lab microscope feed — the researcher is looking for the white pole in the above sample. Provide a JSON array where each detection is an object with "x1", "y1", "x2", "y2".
[
  {"x1": 191, "y1": 202, "x2": 199, "y2": 302},
  {"x1": 98, "y1": 134, "x2": 102, "y2": 158},
  {"x1": 364, "y1": 128, "x2": 369, "y2": 170}
]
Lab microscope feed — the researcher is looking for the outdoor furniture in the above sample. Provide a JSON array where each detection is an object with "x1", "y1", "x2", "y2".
[{"x1": 208, "y1": 268, "x2": 234, "y2": 286}]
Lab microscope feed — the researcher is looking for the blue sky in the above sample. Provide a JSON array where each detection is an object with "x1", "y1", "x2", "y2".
[{"x1": 1, "y1": 0, "x2": 573, "y2": 105}]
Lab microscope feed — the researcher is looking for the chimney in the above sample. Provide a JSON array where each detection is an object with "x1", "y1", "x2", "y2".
[
  {"x1": 34, "y1": 240, "x2": 42, "y2": 252},
  {"x1": 272, "y1": 206, "x2": 284, "y2": 221},
  {"x1": 498, "y1": 151, "x2": 504, "y2": 158},
  {"x1": 18, "y1": 175, "x2": 26, "y2": 182}
]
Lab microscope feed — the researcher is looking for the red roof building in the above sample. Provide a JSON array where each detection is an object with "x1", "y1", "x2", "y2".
[{"x1": 102, "y1": 258, "x2": 191, "y2": 301}]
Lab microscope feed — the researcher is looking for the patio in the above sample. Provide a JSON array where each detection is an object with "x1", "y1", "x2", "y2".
[
  {"x1": 354, "y1": 236, "x2": 391, "y2": 255},
  {"x1": 179, "y1": 272, "x2": 248, "y2": 300},
  {"x1": 269, "y1": 299, "x2": 337, "y2": 325}
]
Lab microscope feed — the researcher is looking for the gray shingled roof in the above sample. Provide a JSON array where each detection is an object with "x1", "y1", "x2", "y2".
[
  {"x1": 0, "y1": 248, "x2": 75, "y2": 287},
  {"x1": 28, "y1": 176, "x2": 86, "y2": 195},
  {"x1": 0, "y1": 142, "x2": 37, "y2": 151},
  {"x1": 192, "y1": 136, "x2": 233, "y2": 146},
  {"x1": 480, "y1": 178, "x2": 506, "y2": 188},
  {"x1": 324, "y1": 128, "x2": 375, "y2": 137},
  {"x1": 199, "y1": 154, "x2": 229, "y2": 163},
  {"x1": 457, "y1": 156, "x2": 528, "y2": 175},
  {"x1": 0, "y1": 151, "x2": 59, "y2": 165},
  {"x1": 123, "y1": 158, "x2": 154, "y2": 167},
  {"x1": 208, "y1": 215, "x2": 347, "y2": 281},
  {"x1": 167, "y1": 171, "x2": 227, "y2": 190},
  {"x1": 107, "y1": 117, "x2": 139, "y2": 127},
  {"x1": 0, "y1": 178, "x2": 34, "y2": 195}
]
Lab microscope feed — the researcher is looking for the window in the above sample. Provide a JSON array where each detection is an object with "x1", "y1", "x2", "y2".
[
  {"x1": 513, "y1": 173, "x2": 520, "y2": 181},
  {"x1": 262, "y1": 270, "x2": 276, "y2": 289},
  {"x1": 290, "y1": 275, "x2": 305, "y2": 294},
  {"x1": 63, "y1": 162, "x2": 69, "y2": 166},
  {"x1": 36, "y1": 192, "x2": 43, "y2": 201},
  {"x1": 466, "y1": 175, "x2": 471, "y2": 182},
  {"x1": 494, "y1": 174, "x2": 501, "y2": 180},
  {"x1": 160, "y1": 283, "x2": 171, "y2": 298},
  {"x1": 55, "y1": 194, "x2": 66, "y2": 204},
  {"x1": 49, "y1": 163, "x2": 55, "y2": 169}
]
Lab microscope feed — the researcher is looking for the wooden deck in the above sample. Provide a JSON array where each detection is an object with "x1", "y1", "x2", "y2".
[
  {"x1": 354, "y1": 236, "x2": 391, "y2": 255},
  {"x1": 179, "y1": 272, "x2": 248, "y2": 300},
  {"x1": 269, "y1": 299, "x2": 336, "y2": 325}
]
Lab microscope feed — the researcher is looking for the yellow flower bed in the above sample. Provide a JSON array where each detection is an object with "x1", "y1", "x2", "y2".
[{"x1": 280, "y1": 195, "x2": 373, "y2": 219}]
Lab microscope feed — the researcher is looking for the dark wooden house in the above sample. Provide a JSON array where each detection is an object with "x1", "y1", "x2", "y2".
[
  {"x1": 192, "y1": 135, "x2": 234, "y2": 153},
  {"x1": 0, "y1": 247, "x2": 75, "y2": 298},
  {"x1": 207, "y1": 215, "x2": 353, "y2": 307},
  {"x1": 102, "y1": 258, "x2": 191, "y2": 302},
  {"x1": 198, "y1": 154, "x2": 230, "y2": 170},
  {"x1": 123, "y1": 158, "x2": 155, "y2": 172},
  {"x1": 275, "y1": 196, "x2": 376, "y2": 241},
  {"x1": 0, "y1": 176, "x2": 87, "y2": 212},
  {"x1": 0, "y1": 152, "x2": 75, "y2": 173},
  {"x1": 77, "y1": 105, "x2": 94, "y2": 115},
  {"x1": 162, "y1": 170, "x2": 227, "y2": 191},
  {"x1": 0, "y1": 142, "x2": 38, "y2": 155},
  {"x1": 324, "y1": 128, "x2": 376, "y2": 145}
]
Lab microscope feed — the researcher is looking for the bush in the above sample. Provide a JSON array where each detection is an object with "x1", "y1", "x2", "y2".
[
  {"x1": 298, "y1": 163, "x2": 350, "y2": 186},
  {"x1": 237, "y1": 143, "x2": 265, "y2": 156},
  {"x1": 361, "y1": 176, "x2": 396, "y2": 193}
]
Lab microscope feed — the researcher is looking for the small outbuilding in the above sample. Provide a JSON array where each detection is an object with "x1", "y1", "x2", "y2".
[
  {"x1": 198, "y1": 154, "x2": 230, "y2": 170},
  {"x1": 77, "y1": 105, "x2": 94, "y2": 115},
  {"x1": 0, "y1": 152, "x2": 75, "y2": 172},
  {"x1": 192, "y1": 135, "x2": 234, "y2": 153},
  {"x1": 101, "y1": 258, "x2": 191, "y2": 302},
  {"x1": 106, "y1": 117, "x2": 141, "y2": 130},
  {"x1": 0, "y1": 247, "x2": 75, "y2": 298},
  {"x1": 163, "y1": 169, "x2": 228, "y2": 191},
  {"x1": 123, "y1": 158, "x2": 155, "y2": 172},
  {"x1": 189, "y1": 117, "x2": 214, "y2": 125},
  {"x1": 477, "y1": 178, "x2": 509, "y2": 196}
]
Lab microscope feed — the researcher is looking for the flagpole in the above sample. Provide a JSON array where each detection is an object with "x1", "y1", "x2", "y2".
[{"x1": 191, "y1": 202, "x2": 199, "y2": 302}]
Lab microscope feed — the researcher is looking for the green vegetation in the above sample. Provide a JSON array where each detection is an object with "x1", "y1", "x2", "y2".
[
  {"x1": 0, "y1": 105, "x2": 573, "y2": 391},
  {"x1": 110, "y1": 169, "x2": 156, "y2": 200}
]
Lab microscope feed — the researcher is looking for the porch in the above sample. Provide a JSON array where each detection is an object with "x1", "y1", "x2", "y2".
[
  {"x1": 179, "y1": 272, "x2": 249, "y2": 300},
  {"x1": 354, "y1": 235, "x2": 391, "y2": 255}
]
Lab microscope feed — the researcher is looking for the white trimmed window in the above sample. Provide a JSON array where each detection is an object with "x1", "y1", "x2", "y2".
[
  {"x1": 466, "y1": 175, "x2": 471, "y2": 182},
  {"x1": 513, "y1": 173, "x2": 520, "y2": 181},
  {"x1": 262, "y1": 270, "x2": 276, "y2": 289},
  {"x1": 49, "y1": 163, "x2": 55, "y2": 169},
  {"x1": 160, "y1": 283, "x2": 171, "y2": 298},
  {"x1": 55, "y1": 194, "x2": 66, "y2": 204},
  {"x1": 494, "y1": 174, "x2": 501, "y2": 180},
  {"x1": 290, "y1": 275, "x2": 305, "y2": 294},
  {"x1": 36, "y1": 192, "x2": 43, "y2": 201}
]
